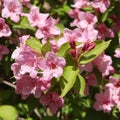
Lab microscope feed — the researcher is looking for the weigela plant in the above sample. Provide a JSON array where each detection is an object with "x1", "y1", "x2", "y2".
[{"x1": 0, "y1": 0, "x2": 120, "y2": 119}]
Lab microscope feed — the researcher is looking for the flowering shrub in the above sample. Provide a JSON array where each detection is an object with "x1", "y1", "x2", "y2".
[{"x1": 0, "y1": 0, "x2": 120, "y2": 120}]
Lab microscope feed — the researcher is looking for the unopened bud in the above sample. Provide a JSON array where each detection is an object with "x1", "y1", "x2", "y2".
[
  {"x1": 82, "y1": 42, "x2": 96, "y2": 52},
  {"x1": 70, "y1": 49, "x2": 76, "y2": 58},
  {"x1": 70, "y1": 40, "x2": 76, "y2": 49}
]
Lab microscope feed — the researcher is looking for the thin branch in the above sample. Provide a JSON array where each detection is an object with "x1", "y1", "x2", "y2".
[
  {"x1": 34, "y1": 108, "x2": 42, "y2": 120},
  {"x1": 0, "y1": 78, "x2": 16, "y2": 89},
  {"x1": 2, "y1": 80, "x2": 16, "y2": 89}
]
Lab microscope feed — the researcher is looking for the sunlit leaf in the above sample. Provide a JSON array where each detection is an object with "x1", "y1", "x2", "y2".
[
  {"x1": 57, "y1": 42, "x2": 70, "y2": 57},
  {"x1": 41, "y1": 41, "x2": 51, "y2": 56},
  {"x1": 13, "y1": 16, "x2": 36, "y2": 31},
  {"x1": 102, "y1": 6, "x2": 114, "y2": 22},
  {"x1": 0, "y1": 105, "x2": 18, "y2": 120},
  {"x1": 26, "y1": 37, "x2": 42, "y2": 54},
  {"x1": 60, "y1": 66, "x2": 79, "y2": 97},
  {"x1": 74, "y1": 74, "x2": 86, "y2": 96}
]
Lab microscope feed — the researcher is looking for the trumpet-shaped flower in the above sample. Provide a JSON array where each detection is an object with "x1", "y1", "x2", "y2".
[
  {"x1": 0, "y1": 17, "x2": 11, "y2": 37},
  {"x1": 39, "y1": 52, "x2": 66, "y2": 80},
  {"x1": 23, "y1": 6, "x2": 49, "y2": 27},
  {"x1": 15, "y1": 75, "x2": 36, "y2": 99},
  {"x1": 2, "y1": 0, "x2": 22, "y2": 22},
  {"x1": 40, "y1": 92, "x2": 64, "y2": 114},
  {"x1": 93, "y1": 89, "x2": 114, "y2": 112}
]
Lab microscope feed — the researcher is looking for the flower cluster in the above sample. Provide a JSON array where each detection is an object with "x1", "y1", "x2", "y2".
[
  {"x1": 93, "y1": 76, "x2": 120, "y2": 112},
  {"x1": 0, "y1": 0, "x2": 120, "y2": 115},
  {"x1": 11, "y1": 35, "x2": 65, "y2": 112}
]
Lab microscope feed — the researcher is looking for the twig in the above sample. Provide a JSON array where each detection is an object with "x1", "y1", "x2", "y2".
[
  {"x1": 34, "y1": 108, "x2": 42, "y2": 120},
  {"x1": 1, "y1": 79, "x2": 16, "y2": 89}
]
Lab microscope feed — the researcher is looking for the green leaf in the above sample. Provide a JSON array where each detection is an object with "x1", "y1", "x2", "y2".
[
  {"x1": 82, "y1": 6, "x2": 94, "y2": 12},
  {"x1": 13, "y1": 16, "x2": 36, "y2": 31},
  {"x1": 101, "y1": 6, "x2": 114, "y2": 22},
  {"x1": 79, "y1": 40, "x2": 111, "y2": 65},
  {"x1": 63, "y1": 4, "x2": 71, "y2": 13},
  {"x1": 56, "y1": 23, "x2": 65, "y2": 32},
  {"x1": 26, "y1": 37, "x2": 42, "y2": 54},
  {"x1": 41, "y1": 41, "x2": 51, "y2": 56},
  {"x1": 0, "y1": 105, "x2": 18, "y2": 120},
  {"x1": 51, "y1": 3, "x2": 71, "y2": 16},
  {"x1": 112, "y1": 73, "x2": 120, "y2": 79},
  {"x1": 57, "y1": 42, "x2": 70, "y2": 57},
  {"x1": 74, "y1": 74, "x2": 86, "y2": 96},
  {"x1": 60, "y1": 66, "x2": 79, "y2": 97},
  {"x1": 26, "y1": 117, "x2": 33, "y2": 120}
]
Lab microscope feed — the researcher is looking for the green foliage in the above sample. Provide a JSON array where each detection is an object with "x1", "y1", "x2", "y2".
[
  {"x1": 101, "y1": 6, "x2": 114, "y2": 22},
  {"x1": 0, "y1": 105, "x2": 18, "y2": 120},
  {"x1": 26, "y1": 37, "x2": 42, "y2": 54},
  {"x1": 51, "y1": 2, "x2": 71, "y2": 16},
  {"x1": 41, "y1": 41, "x2": 51, "y2": 56},
  {"x1": 60, "y1": 66, "x2": 79, "y2": 97},
  {"x1": 1, "y1": 0, "x2": 120, "y2": 120},
  {"x1": 13, "y1": 17, "x2": 36, "y2": 31},
  {"x1": 57, "y1": 42, "x2": 70, "y2": 57},
  {"x1": 74, "y1": 74, "x2": 86, "y2": 96}
]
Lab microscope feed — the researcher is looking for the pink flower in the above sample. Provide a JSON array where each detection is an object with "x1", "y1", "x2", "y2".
[
  {"x1": 0, "y1": 17, "x2": 11, "y2": 37},
  {"x1": 35, "y1": 17, "x2": 60, "y2": 39},
  {"x1": 11, "y1": 35, "x2": 30, "y2": 60},
  {"x1": 34, "y1": 77, "x2": 51, "y2": 98},
  {"x1": 15, "y1": 75, "x2": 36, "y2": 99},
  {"x1": 2, "y1": 0, "x2": 22, "y2": 22},
  {"x1": 39, "y1": 52, "x2": 66, "y2": 80},
  {"x1": 11, "y1": 63, "x2": 22, "y2": 79},
  {"x1": 23, "y1": 6, "x2": 49, "y2": 27},
  {"x1": 40, "y1": 92, "x2": 64, "y2": 114},
  {"x1": 91, "y1": 0, "x2": 110, "y2": 13},
  {"x1": 58, "y1": 27, "x2": 97, "y2": 57},
  {"x1": 0, "y1": 45, "x2": 9, "y2": 61},
  {"x1": 69, "y1": 9, "x2": 80, "y2": 27},
  {"x1": 58, "y1": 28, "x2": 82, "y2": 47},
  {"x1": 82, "y1": 25, "x2": 98, "y2": 42},
  {"x1": 114, "y1": 49, "x2": 120, "y2": 58},
  {"x1": 11, "y1": 49, "x2": 42, "y2": 79},
  {"x1": 79, "y1": 62, "x2": 93, "y2": 73},
  {"x1": 72, "y1": 0, "x2": 90, "y2": 9},
  {"x1": 20, "y1": 0, "x2": 31, "y2": 7},
  {"x1": 93, "y1": 89, "x2": 114, "y2": 112},
  {"x1": 84, "y1": 74, "x2": 97, "y2": 96},
  {"x1": 93, "y1": 53, "x2": 114, "y2": 77},
  {"x1": 97, "y1": 24, "x2": 114, "y2": 40},
  {"x1": 105, "y1": 76, "x2": 120, "y2": 103},
  {"x1": 69, "y1": 10, "x2": 97, "y2": 28},
  {"x1": 11, "y1": 35, "x2": 42, "y2": 79}
]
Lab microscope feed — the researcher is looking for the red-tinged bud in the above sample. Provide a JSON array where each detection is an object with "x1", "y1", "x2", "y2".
[
  {"x1": 82, "y1": 42, "x2": 96, "y2": 52},
  {"x1": 70, "y1": 49, "x2": 76, "y2": 58},
  {"x1": 70, "y1": 40, "x2": 76, "y2": 49},
  {"x1": 82, "y1": 42, "x2": 89, "y2": 52},
  {"x1": 88, "y1": 42, "x2": 96, "y2": 51}
]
